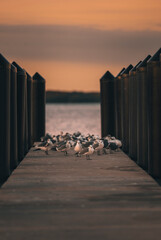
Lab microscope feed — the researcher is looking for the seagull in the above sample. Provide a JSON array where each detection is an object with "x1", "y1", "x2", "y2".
[
  {"x1": 33, "y1": 141, "x2": 47, "y2": 148},
  {"x1": 33, "y1": 144, "x2": 50, "y2": 155},
  {"x1": 40, "y1": 133, "x2": 52, "y2": 142},
  {"x1": 73, "y1": 131, "x2": 81, "y2": 138},
  {"x1": 114, "y1": 139, "x2": 122, "y2": 148},
  {"x1": 92, "y1": 140, "x2": 99, "y2": 149},
  {"x1": 82, "y1": 140, "x2": 94, "y2": 148},
  {"x1": 109, "y1": 142, "x2": 118, "y2": 152},
  {"x1": 108, "y1": 137, "x2": 122, "y2": 152},
  {"x1": 74, "y1": 140, "x2": 82, "y2": 157},
  {"x1": 56, "y1": 141, "x2": 71, "y2": 155},
  {"x1": 94, "y1": 140, "x2": 104, "y2": 155},
  {"x1": 79, "y1": 145, "x2": 94, "y2": 160},
  {"x1": 101, "y1": 138, "x2": 109, "y2": 154}
]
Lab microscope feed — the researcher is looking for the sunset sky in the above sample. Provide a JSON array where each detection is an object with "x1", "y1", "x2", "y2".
[{"x1": 0, "y1": 0, "x2": 161, "y2": 91}]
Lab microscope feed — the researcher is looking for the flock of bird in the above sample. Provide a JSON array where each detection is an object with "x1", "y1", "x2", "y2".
[{"x1": 33, "y1": 131, "x2": 122, "y2": 160}]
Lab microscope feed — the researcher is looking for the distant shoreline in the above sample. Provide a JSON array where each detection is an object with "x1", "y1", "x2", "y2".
[
  {"x1": 46, "y1": 102, "x2": 100, "y2": 105},
  {"x1": 46, "y1": 91, "x2": 100, "y2": 103}
]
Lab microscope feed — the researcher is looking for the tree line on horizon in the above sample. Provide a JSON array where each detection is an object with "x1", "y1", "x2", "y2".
[{"x1": 46, "y1": 91, "x2": 100, "y2": 103}]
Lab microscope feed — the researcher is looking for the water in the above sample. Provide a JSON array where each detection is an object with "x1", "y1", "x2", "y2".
[{"x1": 46, "y1": 103, "x2": 101, "y2": 136}]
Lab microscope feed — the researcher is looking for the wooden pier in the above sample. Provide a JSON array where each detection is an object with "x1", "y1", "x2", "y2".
[{"x1": 1, "y1": 148, "x2": 161, "y2": 240}]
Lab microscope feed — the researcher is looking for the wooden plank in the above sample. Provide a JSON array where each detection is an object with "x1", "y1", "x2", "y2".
[{"x1": 0, "y1": 148, "x2": 161, "y2": 240}]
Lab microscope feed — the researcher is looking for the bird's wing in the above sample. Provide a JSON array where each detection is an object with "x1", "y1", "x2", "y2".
[
  {"x1": 82, "y1": 141, "x2": 93, "y2": 147},
  {"x1": 79, "y1": 148, "x2": 88, "y2": 154},
  {"x1": 93, "y1": 143, "x2": 99, "y2": 149},
  {"x1": 57, "y1": 144, "x2": 66, "y2": 151}
]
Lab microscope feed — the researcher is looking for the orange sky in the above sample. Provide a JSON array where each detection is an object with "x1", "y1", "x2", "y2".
[
  {"x1": 1, "y1": 0, "x2": 161, "y2": 30},
  {"x1": 0, "y1": 0, "x2": 161, "y2": 91}
]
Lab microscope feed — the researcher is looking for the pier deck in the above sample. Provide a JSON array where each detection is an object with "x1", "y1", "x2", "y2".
[{"x1": 1, "y1": 148, "x2": 161, "y2": 240}]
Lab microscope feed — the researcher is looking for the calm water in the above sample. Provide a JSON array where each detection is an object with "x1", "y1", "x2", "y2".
[{"x1": 46, "y1": 103, "x2": 101, "y2": 136}]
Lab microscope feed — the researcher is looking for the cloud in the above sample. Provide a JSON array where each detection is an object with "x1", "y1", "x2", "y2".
[{"x1": 0, "y1": 25, "x2": 161, "y2": 65}]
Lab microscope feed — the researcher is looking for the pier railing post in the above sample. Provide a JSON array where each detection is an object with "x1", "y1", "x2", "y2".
[
  {"x1": 100, "y1": 71, "x2": 115, "y2": 137},
  {"x1": 24, "y1": 74, "x2": 28, "y2": 154},
  {"x1": 99, "y1": 48, "x2": 161, "y2": 179},
  {"x1": 10, "y1": 64, "x2": 18, "y2": 169},
  {"x1": 12, "y1": 62, "x2": 27, "y2": 162},
  {"x1": 121, "y1": 65, "x2": 133, "y2": 153},
  {"x1": 0, "y1": 54, "x2": 11, "y2": 181},
  {"x1": 0, "y1": 54, "x2": 45, "y2": 184},
  {"x1": 128, "y1": 61, "x2": 142, "y2": 161},
  {"x1": 147, "y1": 48, "x2": 161, "y2": 178},
  {"x1": 114, "y1": 68, "x2": 125, "y2": 140},
  {"x1": 33, "y1": 72, "x2": 46, "y2": 141},
  {"x1": 26, "y1": 72, "x2": 34, "y2": 148},
  {"x1": 136, "y1": 55, "x2": 151, "y2": 169}
]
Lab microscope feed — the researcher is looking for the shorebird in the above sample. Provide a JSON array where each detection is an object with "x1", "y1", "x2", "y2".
[
  {"x1": 108, "y1": 137, "x2": 122, "y2": 152},
  {"x1": 33, "y1": 145, "x2": 50, "y2": 155},
  {"x1": 34, "y1": 141, "x2": 47, "y2": 148},
  {"x1": 74, "y1": 140, "x2": 82, "y2": 157},
  {"x1": 114, "y1": 138, "x2": 122, "y2": 148},
  {"x1": 103, "y1": 135, "x2": 122, "y2": 152},
  {"x1": 94, "y1": 140, "x2": 104, "y2": 155},
  {"x1": 40, "y1": 133, "x2": 52, "y2": 142},
  {"x1": 82, "y1": 140, "x2": 94, "y2": 148},
  {"x1": 56, "y1": 140, "x2": 71, "y2": 155},
  {"x1": 109, "y1": 142, "x2": 118, "y2": 153},
  {"x1": 79, "y1": 145, "x2": 94, "y2": 160},
  {"x1": 101, "y1": 138, "x2": 109, "y2": 154}
]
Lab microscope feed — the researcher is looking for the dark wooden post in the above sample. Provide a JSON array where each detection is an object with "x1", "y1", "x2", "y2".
[
  {"x1": 33, "y1": 72, "x2": 46, "y2": 141},
  {"x1": 25, "y1": 72, "x2": 34, "y2": 148},
  {"x1": 136, "y1": 55, "x2": 151, "y2": 169},
  {"x1": 128, "y1": 61, "x2": 142, "y2": 160},
  {"x1": 100, "y1": 71, "x2": 115, "y2": 137},
  {"x1": 121, "y1": 65, "x2": 133, "y2": 153},
  {"x1": 0, "y1": 54, "x2": 11, "y2": 182},
  {"x1": 10, "y1": 64, "x2": 18, "y2": 169},
  {"x1": 147, "y1": 48, "x2": 161, "y2": 178},
  {"x1": 114, "y1": 68, "x2": 125, "y2": 140},
  {"x1": 12, "y1": 62, "x2": 27, "y2": 161}
]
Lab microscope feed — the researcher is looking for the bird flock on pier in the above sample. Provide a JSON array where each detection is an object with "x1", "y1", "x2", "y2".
[{"x1": 33, "y1": 131, "x2": 122, "y2": 160}]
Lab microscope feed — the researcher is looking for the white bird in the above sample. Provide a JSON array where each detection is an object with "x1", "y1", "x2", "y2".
[
  {"x1": 74, "y1": 140, "x2": 82, "y2": 157},
  {"x1": 33, "y1": 138, "x2": 52, "y2": 155},
  {"x1": 108, "y1": 137, "x2": 122, "y2": 152},
  {"x1": 95, "y1": 140, "x2": 104, "y2": 155},
  {"x1": 79, "y1": 145, "x2": 94, "y2": 160},
  {"x1": 33, "y1": 145, "x2": 49, "y2": 155},
  {"x1": 92, "y1": 140, "x2": 99, "y2": 149},
  {"x1": 56, "y1": 141, "x2": 71, "y2": 155},
  {"x1": 114, "y1": 139, "x2": 122, "y2": 148}
]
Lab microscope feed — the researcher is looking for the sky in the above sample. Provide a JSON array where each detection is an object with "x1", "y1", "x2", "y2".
[{"x1": 0, "y1": 0, "x2": 161, "y2": 92}]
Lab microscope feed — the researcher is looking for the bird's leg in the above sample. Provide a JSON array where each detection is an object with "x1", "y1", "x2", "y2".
[
  {"x1": 45, "y1": 150, "x2": 49, "y2": 155},
  {"x1": 103, "y1": 148, "x2": 107, "y2": 154},
  {"x1": 86, "y1": 155, "x2": 91, "y2": 160},
  {"x1": 97, "y1": 150, "x2": 101, "y2": 155}
]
